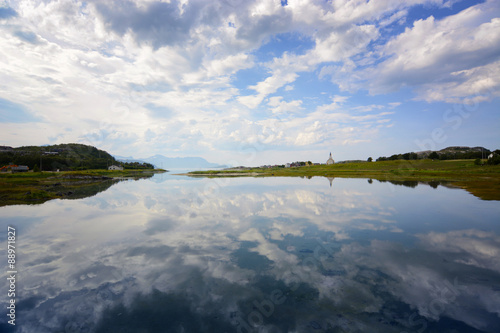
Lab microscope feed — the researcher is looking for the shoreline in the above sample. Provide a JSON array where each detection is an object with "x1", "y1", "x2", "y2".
[
  {"x1": 0, "y1": 169, "x2": 167, "y2": 207},
  {"x1": 181, "y1": 160, "x2": 500, "y2": 201}
]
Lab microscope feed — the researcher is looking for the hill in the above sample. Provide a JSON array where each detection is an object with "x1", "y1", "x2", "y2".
[
  {"x1": 378, "y1": 146, "x2": 495, "y2": 161},
  {"x1": 0, "y1": 143, "x2": 118, "y2": 171}
]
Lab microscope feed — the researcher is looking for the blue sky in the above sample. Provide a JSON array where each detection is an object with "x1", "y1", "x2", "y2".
[{"x1": 0, "y1": 0, "x2": 498, "y2": 165}]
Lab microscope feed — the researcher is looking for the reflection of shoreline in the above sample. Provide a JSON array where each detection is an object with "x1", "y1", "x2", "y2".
[
  {"x1": 373, "y1": 179, "x2": 447, "y2": 189},
  {"x1": 184, "y1": 171, "x2": 497, "y2": 201},
  {"x1": 182, "y1": 160, "x2": 500, "y2": 201},
  {"x1": 0, "y1": 171, "x2": 159, "y2": 207}
]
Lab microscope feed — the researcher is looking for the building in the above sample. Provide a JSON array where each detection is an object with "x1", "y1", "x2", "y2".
[
  {"x1": 326, "y1": 152, "x2": 335, "y2": 165},
  {"x1": 327, "y1": 177, "x2": 334, "y2": 187},
  {"x1": 108, "y1": 165, "x2": 124, "y2": 171},
  {"x1": 11, "y1": 165, "x2": 29, "y2": 173}
]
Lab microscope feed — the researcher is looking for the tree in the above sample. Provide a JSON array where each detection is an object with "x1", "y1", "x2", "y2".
[
  {"x1": 429, "y1": 152, "x2": 439, "y2": 160},
  {"x1": 367, "y1": 157, "x2": 373, "y2": 162},
  {"x1": 487, "y1": 155, "x2": 500, "y2": 165},
  {"x1": 33, "y1": 164, "x2": 40, "y2": 172}
]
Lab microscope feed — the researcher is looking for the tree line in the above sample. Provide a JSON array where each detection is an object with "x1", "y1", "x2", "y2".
[
  {"x1": 376, "y1": 148, "x2": 500, "y2": 165},
  {"x1": 122, "y1": 161, "x2": 155, "y2": 169}
]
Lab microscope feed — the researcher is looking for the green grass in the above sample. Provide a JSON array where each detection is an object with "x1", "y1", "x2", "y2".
[
  {"x1": 188, "y1": 160, "x2": 499, "y2": 177},
  {"x1": 186, "y1": 160, "x2": 500, "y2": 200},
  {"x1": 0, "y1": 169, "x2": 166, "y2": 207}
]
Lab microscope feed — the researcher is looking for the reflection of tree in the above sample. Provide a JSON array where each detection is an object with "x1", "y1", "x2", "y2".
[
  {"x1": 389, "y1": 180, "x2": 419, "y2": 188},
  {"x1": 377, "y1": 179, "x2": 444, "y2": 190},
  {"x1": 378, "y1": 179, "x2": 419, "y2": 188},
  {"x1": 0, "y1": 173, "x2": 155, "y2": 207},
  {"x1": 428, "y1": 181, "x2": 440, "y2": 189}
]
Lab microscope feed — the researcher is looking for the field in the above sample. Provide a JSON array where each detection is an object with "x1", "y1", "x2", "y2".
[
  {"x1": 0, "y1": 169, "x2": 166, "y2": 207},
  {"x1": 186, "y1": 160, "x2": 500, "y2": 200}
]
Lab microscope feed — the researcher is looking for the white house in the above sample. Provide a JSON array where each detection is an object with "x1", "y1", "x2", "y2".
[
  {"x1": 488, "y1": 153, "x2": 495, "y2": 159},
  {"x1": 108, "y1": 165, "x2": 124, "y2": 171},
  {"x1": 326, "y1": 152, "x2": 335, "y2": 165}
]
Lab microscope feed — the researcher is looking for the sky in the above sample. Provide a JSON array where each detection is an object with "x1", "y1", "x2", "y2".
[{"x1": 0, "y1": 0, "x2": 499, "y2": 166}]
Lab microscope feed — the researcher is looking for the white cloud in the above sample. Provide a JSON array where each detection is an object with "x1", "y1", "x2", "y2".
[
  {"x1": 360, "y1": 0, "x2": 500, "y2": 102},
  {"x1": 0, "y1": 0, "x2": 498, "y2": 160},
  {"x1": 417, "y1": 59, "x2": 500, "y2": 104},
  {"x1": 238, "y1": 21, "x2": 380, "y2": 108},
  {"x1": 267, "y1": 96, "x2": 303, "y2": 115},
  {"x1": 417, "y1": 229, "x2": 500, "y2": 273},
  {"x1": 238, "y1": 70, "x2": 298, "y2": 108}
]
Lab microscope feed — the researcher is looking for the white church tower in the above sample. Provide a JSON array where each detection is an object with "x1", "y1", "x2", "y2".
[{"x1": 326, "y1": 152, "x2": 334, "y2": 165}]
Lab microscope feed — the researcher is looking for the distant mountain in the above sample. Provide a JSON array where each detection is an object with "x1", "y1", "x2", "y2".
[
  {"x1": 113, "y1": 155, "x2": 146, "y2": 163},
  {"x1": 115, "y1": 154, "x2": 226, "y2": 169}
]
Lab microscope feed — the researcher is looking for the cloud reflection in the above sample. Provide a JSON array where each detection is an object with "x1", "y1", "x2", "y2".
[{"x1": 0, "y1": 176, "x2": 499, "y2": 332}]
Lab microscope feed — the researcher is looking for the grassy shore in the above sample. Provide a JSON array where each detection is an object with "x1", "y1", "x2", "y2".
[
  {"x1": 0, "y1": 169, "x2": 166, "y2": 207},
  {"x1": 186, "y1": 160, "x2": 500, "y2": 200}
]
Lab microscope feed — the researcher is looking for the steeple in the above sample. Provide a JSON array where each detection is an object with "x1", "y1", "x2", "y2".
[{"x1": 326, "y1": 152, "x2": 335, "y2": 165}]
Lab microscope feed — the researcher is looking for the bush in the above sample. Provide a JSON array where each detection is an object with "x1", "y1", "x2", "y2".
[
  {"x1": 474, "y1": 158, "x2": 482, "y2": 166},
  {"x1": 487, "y1": 155, "x2": 500, "y2": 165}
]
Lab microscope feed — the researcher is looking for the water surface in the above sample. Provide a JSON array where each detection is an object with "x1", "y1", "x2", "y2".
[{"x1": 1, "y1": 175, "x2": 499, "y2": 332}]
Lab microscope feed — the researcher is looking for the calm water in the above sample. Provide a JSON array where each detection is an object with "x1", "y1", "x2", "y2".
[{"x1": 1, "y1": 174, "x2": 500, "y2": 333}]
